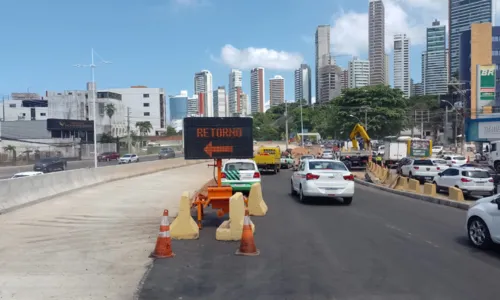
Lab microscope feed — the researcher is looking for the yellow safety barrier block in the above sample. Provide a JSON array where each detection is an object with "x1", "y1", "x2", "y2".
[
  {"x1": 407, "y1": 179, "x2": 420, "y2": 193},
  {"x1": 216, "y1": 192, "x2": 255, "y2": 241},
  {"x1": 393, "y1": 176, "x2": 408, "y2": 190},
  {"x1": 448, "y1": 187, "x2": 465, "y2": 202},
  {"x1": 247, "y1": 182, "x2": 268, "y2": 216},
  {"x1": 423, "y1": 183, "x2": 436, "y2": 197},
  {"x1": 170, "y1": 191, "x2": 200, "y2": 240}
]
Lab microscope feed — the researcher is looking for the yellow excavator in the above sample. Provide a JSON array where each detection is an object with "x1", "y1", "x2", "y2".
[{"x1": 339, "y1": 123, "x2": 372, "y2": 169}]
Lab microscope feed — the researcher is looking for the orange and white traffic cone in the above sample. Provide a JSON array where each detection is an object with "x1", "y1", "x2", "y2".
[
  {"x1": 150, "y1": 209, "x2": 175, "y2": 258},
  {"x1": 235, "y1": 210, "x2": 260, "y2": 256}
]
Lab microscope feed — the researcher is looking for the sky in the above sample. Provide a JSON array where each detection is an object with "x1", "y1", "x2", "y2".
[{"x1": 1, "y1": 0, "x2": 500, "y2": 106}]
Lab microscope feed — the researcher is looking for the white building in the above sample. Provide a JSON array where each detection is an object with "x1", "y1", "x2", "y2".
[
  {"x1": 213, "y1": 86, "x2": 227, "y2": 117},
  {"x1": 348, "y1": 57, "x2": 370, "y2": 88},
  {"x1": 294, "y1": 64, "x2": 312, "y2": 105},
  {"x1": 250, "y1": 67, "x2": 265, "y2": 113},
  {"x1": 0, "y1": 98, "x2": 48, "y2": 122},
  {"x1": 393, "y1": 33, "x2": 411, "y2": 98},
  {"x1": 47, "y1": 89, "x2": 127, "y2": 137},
  {"x1": 240, "y1": 93, "x2": 248, "y2": 116},
  {"x1": 228, "y1": 69, "x2": 242, "y2": 115},
  {"x1": 106, "y1": 87, "x2": 166, "y2": 135},
  {"x1": 194, "y1": 70, "x2": 213, "y2": 117},
  {"x1": 315, "y1": 25, "x2": 331, "y2": 102},
  {"x1": 269, "y1": 75, "x2": 285, "y2": 107}
]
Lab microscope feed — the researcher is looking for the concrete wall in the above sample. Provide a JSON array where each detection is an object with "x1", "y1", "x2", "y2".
[{"x1": 0, "y1": 157, "x2": 207, "y2": 214}]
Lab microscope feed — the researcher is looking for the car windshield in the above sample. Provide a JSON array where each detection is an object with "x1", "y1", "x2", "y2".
[
  {"x1": 123, "y1": 154, "x2": 132, "y2": 158},
  {"x1": 323, "y1": 150, "x2": 332, "y2": 154},
  {"x1": 12, "y1": 174, "x2": 29, "y2": 178},
  {"x1": 301, "y1": 156, "x2": 314, "y2": 160},
  {"x1": 38, "y1": 158, "x2": 54, "y2": 163},
  {"x1": 462, "y1": 171, "x2": 490, "y2": 178},
  {"x1": 453, "y1": 156, "x2": 466, "y2": 160},
  {"x1": 309, "y1": 161, "x2": 347, "y2": 171},
  {"x1": 413, "y1": 160, "x2": 434, "y2": 166},
  {"x1": 225, "y1": 162, "x2": 255, "y2": 171},
  {"x1": 432, "y1": 159, "x2": 447, "y2": 165}
]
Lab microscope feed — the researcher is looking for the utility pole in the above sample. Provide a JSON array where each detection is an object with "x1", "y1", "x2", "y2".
[
  {"x1": 411, "y1": 110, "x2": 415, "y2": 137},
  {"x1": 127, "y1": 107, "x2": 131, "y2": 153},
  {"x1": 444, "y1": 105, "x2": 448, "y2": 145},
  {"x1": 364, "y1": 108, "x2": 368, "y2": 131},
  {"x1": 285, "y1": 101, "x2": 289, "y2": 150},
  {"x1": 2, "y1": 96, "x2": 5, "y2": 121},
  {"x1": 300, "y1": 98, "x2": 304, "y2": 145},
  {"x1": 455, "y1": 110, "x2": 458, "y2": 150}
]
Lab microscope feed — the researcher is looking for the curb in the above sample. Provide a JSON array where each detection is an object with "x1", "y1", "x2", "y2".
[{"x1": 354, "y1": 178, "x2": 471, "y2": 211}]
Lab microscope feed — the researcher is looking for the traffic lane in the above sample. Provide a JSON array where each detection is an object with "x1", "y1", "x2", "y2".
[
  {"x1": 139, "y1": 170, "x2": 500, "y2": 300},
  {"x1": 0, "y1": 154, "x2": 183, "y2": 180}
]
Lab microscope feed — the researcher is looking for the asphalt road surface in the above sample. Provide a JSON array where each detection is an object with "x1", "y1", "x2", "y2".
[
  {"x1": 138, "y1": 170, "x2": 500, "y2": 300},
  {"x1": 0, "y1": 154, "x2": 183, "y2": 180}
]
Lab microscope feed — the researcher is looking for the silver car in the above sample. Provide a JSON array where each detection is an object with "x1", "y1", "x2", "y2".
[{"x1": 322, "y1": 150, "x2": 333, "y2": 159}]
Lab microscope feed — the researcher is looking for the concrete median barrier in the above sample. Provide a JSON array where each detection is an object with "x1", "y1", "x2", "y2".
[
  {"x1": 393, "y1": 176, "x2": 408, "y2": 190},
  {"x1": 0, "y1": 157, "x2": 208, "y2": 214},
  {"x1": 407, "y1": 178, "x2": 420, "y2": 193},
  {"x1": 423, "y1": 183, "x2": 437, "y2": 197},
  {"x1": 170, "y1": 191, "x2": 200, "y2": 240},
  {"x1": 448, "y1": 187, "x2": 465, "y2": 202},
  {"x1": 216, "y1": 192, "x2": 255, "y2": 241},
  {"x1": 247, "y1": 182, "x2": 268, "y2": 216}
]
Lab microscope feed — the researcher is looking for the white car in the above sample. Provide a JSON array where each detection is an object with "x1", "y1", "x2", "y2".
[
  {"x1": 11, "y1": 171, "x2": 43, "y2": 179},
  {"x1": 400, "y1": 158, "x2": 442, "y2": 183},
  {"x1": 221, "y1": 159, "x2": 261, "y2": 193},
  {"x1": 118, "y1": 154, "x2": 139, "y2": 164},
  {"x1": 432, "y1": 146, "x2": 444, "y2": 155},
  {"x1": 466, "y1": 194, "x2": 500, "y2": 249},
  {"x1": 433, "y1": 167, "x2": 494, "y2": 196},
  {"x1": 431, "y1": 158, "x2": 449, "y2": 171},
  {"x1": 321, "y1": 150, "x2": 334, "y2": 159},
  {"x1": 443, "y1": 154, "x2": 467, "y2": 167},
  {"x1": 290, "y1": 159, "x2": 354, "y2": 205}
]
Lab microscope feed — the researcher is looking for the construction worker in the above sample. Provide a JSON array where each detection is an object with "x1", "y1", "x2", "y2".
[{"x1": 376, "y1": 154, "x2": 383, "y2": 166}]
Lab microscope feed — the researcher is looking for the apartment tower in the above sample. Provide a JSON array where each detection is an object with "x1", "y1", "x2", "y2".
[{"x1": 368, "y1": 0, "x2": 386, "y2": 85}]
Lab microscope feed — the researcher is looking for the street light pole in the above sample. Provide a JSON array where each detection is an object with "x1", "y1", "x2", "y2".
[
  {"x1": 300, "y1": 99, "x2": 304, "y2": 144},
  {"x1": 74, "y1": 48, "x2": 111, "y2": 168},
  {"x1": 285, "y1": 101, "x2": 289, "y2": 150}
]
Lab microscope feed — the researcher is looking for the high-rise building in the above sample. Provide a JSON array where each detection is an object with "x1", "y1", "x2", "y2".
[
  {"x1": 228, "y1": 69, "x2": 242, "y2": 115},
  {"x1": 424, "y1": 20, "x2": 448, "y2": 96},
  {"x1": 348, "y1": 57, "x2": 370, "y2": 88},
  {"x1": 414, "y1": 83, "x2": 424, "y2": 96},
  {"x1": 393, "y1": 33, "x2": 411, "y2": 98},
  {"x1": 421, "y1": 51, "x2": 427, "y2": 91},
  {"x1": 319, "y1": 64, "x2": 342, "y2": 102},
  {"x1": 187, "y1": 94, "x2": 199, "y2": 116},
  {"x1": 213, "y1": 86, "x2": 226, "y2": 117},
  {"x1": 369, "y1": 0, "x2": 386, "y2": 85},
  {"x1": 340, "y1": 69, "x2": 349, "y2": 90},
  {"x1": 315, "y1": 25, "x2": 331, "y2": 101},
  {"x1": 240, "y1": 93, "x2": 248, "y2": 116},
  {"x1": 294, "y1": 64, "x2": 312, "y2": 104},
  {"x1": 449, "y1": 0, "x2": 492, "y2": 80},
  {"x1": 250, "y1": 67, "x2": 265, "y2": 113},
  {"x1": 384, "y1": 53, "x2": 390, "y2": 84},
  {"x1": 168, "y1": 90, "x2": 188, "y2": 122},
  {"x1": 269, "y1": 75, "x2": 285, "y2": 107},
  {"x1": 194, "y1": 70, "x2": 213, "y2": 117}
]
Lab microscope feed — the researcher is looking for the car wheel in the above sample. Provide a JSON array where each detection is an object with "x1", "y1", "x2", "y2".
[
  {"x1": 433, "y1": 181, "x2": 440, "y2": 193},
  {"x1": 290, "y1": 181, "x2": 297, "y2": 196},
  {"x1": 467, "y1": 217, "x2": 493, "y2": 249},
  {"x1": 343, "y1": 197, "x2": 353, "y2": 205},
  {"x1": 136, "y1": 159, "x2": 139, "y2": 162},
  {"x1": 299, "y1": 186, "x2": 307, "y2": 203}
]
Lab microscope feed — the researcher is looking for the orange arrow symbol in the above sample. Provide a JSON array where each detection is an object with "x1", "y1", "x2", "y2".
[{"x1": 204, "y1": 141, "x2": 233, "y2": 158}]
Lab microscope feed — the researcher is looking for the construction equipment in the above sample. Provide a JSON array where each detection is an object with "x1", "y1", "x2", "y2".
[{"x1": 339, "y1": 123, "x2": 372, "y2": 169}]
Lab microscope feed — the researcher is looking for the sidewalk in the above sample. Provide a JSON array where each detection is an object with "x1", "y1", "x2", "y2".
[{"x1": 0, "y1": 162, "x2": 212, "y2": 300}]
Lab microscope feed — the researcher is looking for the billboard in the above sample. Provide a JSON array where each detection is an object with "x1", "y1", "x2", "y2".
[{"x1": 476, "y1": 65, "x2": 496, "y2": 102}]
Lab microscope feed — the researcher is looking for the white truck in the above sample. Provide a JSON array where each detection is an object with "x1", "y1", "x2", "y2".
[
  {"x1": 488, "y1": 140, "x2": 500, "y2": 171},
  {"x1": 382, "y1": 136, "x2": 410, "y2": 168}
]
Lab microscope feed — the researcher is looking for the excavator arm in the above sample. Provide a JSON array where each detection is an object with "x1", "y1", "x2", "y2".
[{"x1": 348, "y1": 123, "x2": 371, "y2": 151}]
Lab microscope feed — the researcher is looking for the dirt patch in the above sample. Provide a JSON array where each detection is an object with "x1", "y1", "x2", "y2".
[{"x1": 291, "y1": 146, "x2": 323, "y2": 158}]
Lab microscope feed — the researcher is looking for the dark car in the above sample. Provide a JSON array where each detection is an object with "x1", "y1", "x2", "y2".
[
  {"x1": 158, "y1": 148, "x2": 175, "y2": 159},
  {"x1": 34, "y1": 157, "x2": 67, "y2": 173},
  {"x1": 98, "y1": 152, "x2": 120, "y2": 162}
]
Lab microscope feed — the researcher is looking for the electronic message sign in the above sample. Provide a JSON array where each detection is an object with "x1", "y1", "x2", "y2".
[{"x1": 183, "y1": 117, "x2": 253, "y2": 160}]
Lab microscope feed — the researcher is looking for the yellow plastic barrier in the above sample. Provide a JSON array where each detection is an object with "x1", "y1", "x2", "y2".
[
  {"x1": 170, "y1": 191, "x2": 200, "y2": 240},
  {"x1": 216, "y1": 192, "x2": 255, "y2": 241},
  {"x1": 448, "y1": 187, "x2": 465, "y2": 202},
  {"x1": 423, "y1": 183, "x2": 436, "y2": 197},
  {"x1": 393, "y1": 176, "x2": 408, "y2": 190},
  {"x1": 247, "y1": 182, "x2": 268, "y2": 216},
  {"x1": 407, "y1": 178, "x2": 420, "y2": 193}
]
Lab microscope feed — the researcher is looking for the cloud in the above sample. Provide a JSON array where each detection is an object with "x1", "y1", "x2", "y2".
[
  {"x1": 329, "y1": 0, "x2": 451, "y2": 56},
  {"x1": 216, "y1": 44, "x2": 304, "y2": 70}
]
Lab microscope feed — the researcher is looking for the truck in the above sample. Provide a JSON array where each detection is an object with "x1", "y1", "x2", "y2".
[
  {"x1": 280, "y1": 153, "x2": 294, "y2": 169},
  {"x1": 253, "y1": 146, "x2": 281, "y2": 174},
  {"x1": 382, "y1": 136, "x2": 409, "y2": 168},
  {"x1": 339, "y1": 123, "x2": 372, "y2": 170}
]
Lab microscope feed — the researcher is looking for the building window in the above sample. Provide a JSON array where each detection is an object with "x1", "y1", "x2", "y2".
[
  {"x1": 40, "y1": 112, "x2": 46, "y2": 116},
  {"x1": 143, "y1": 94, "x2": 149, "y2": 98},
  {"x1": 144, "y1": 112, "x2": 150, "y2": 116},
  {"x1": 143, "y1": 103, "x2": 150, "y2": 107},
  {"x1": 22, "y1": 113, "x2": 26, "y2": 116},
  {"x1": 9, "y1": 104, "x2": 15, "y2": 108}
]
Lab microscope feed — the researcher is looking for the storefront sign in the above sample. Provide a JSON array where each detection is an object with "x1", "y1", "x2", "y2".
[
  {"x1": 478, "y1": 122, "x2": 500, "y2": 139},
  {"x1": 477, "y1": 65, "x2": 496, "y2": 101},
  {"x1": 46, "y1": 118, "x2": 94, "y2": 131}
]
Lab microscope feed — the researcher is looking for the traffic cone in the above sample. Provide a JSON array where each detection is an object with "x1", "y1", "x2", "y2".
[
  {"x1": 235, "y1": 210, "x2": 260, "y2": 256},
  {"x1": 150, "y1": 209, "x2": 175, "y2": 258}
]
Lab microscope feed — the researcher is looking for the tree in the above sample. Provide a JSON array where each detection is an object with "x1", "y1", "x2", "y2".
[
  {"x1": 3, "y1": 145, "x2": 16, "y2": 163},
  {"x1": 135, "y1": 121, "x2": 153, "y2": 146},
  {"x1": 104, "y1": 103, "x2": 116, "y2": 135},
  {"x1": 100, "y1": 132, "x2": 115, "y2": 143},
  {"x1": 331, "y1": 85, "x2": 409, "y2": 139},
  {"x1": 164, "y1": 126, "x2": 177, "y2": 137}
]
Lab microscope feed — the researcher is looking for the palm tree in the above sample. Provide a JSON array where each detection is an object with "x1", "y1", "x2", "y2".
[
  {"x1": 104, "y1": 103, "x2": 116, "y2": 135},
  {"x1": 135, "y1": 121, "x2": 153, "y2": 147},
  {"x1": 3, "y1": 145, "x2": 17, "y2": 164}
]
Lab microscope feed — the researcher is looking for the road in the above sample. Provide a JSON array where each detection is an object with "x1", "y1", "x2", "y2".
[
  {"x1": 139, "y1": 169, "x2": 500, "y2": 300},
  {"x1": 0, "y1": 153, "x2": 183, "y2": 180}
]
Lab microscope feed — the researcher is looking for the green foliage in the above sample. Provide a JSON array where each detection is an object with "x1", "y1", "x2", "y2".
[
  {"x1": 100, "y1": 133, "x2": 115, "y2": 143},
  {"x1": 135, "y1": 121, "x2": 153, "y2": 136},
  {"x1": 163, "y1": 125, "x2": 178, "y2": 136}
]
